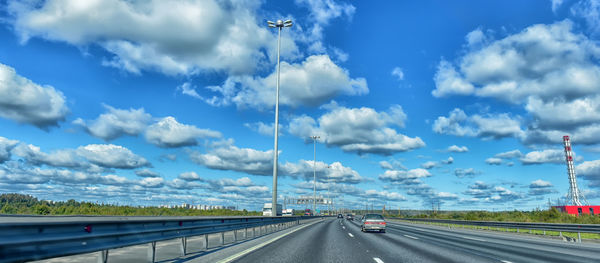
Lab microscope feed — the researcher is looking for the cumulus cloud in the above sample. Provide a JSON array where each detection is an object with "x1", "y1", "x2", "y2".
[
  {"x1": 76, "y1": 144, "x2": 150, "y2": 169},
  {"x1": 520, "y1": 149, "x2": 565, "y2": 165},
  {"x1": 8, "y1": 0, "x2": 296, "y2": 76},
  {"x1": 197, "y1": 55, "x2": 368, "y2": 109},
  {"x1": 295, "y1": 0, "x2": 356, "y2": 25},
  {"x1": 189, "y1": 140, "x2": 362, "y2": 183},
  {"x1": 0, "y1": 137, "x2": 19, "y2": 163},
  {"x1": 463, "y1": 181, "x2": 522, "y2": 202},
  {"x1": 145, "y1": 116, "x2": 221, "y2": 148},
  {"x1": 135, "y1": 169, "x2": 160, "y2": 178},
  {"x1": 178, "y1": 171, "x2": 203, "y2": 181},
  {"x1": 73, "y1": 104, "x2": 151, "y2": 141},
  {"x1": 454, "y1": 168, "x2": 481, "y2": 178},
  {"x1": 447, "y1": 145, "x2": 469, "y2": 153},
  {"x1": 576, "y1": 159, "x2": 600, "y2": 187},
  {"x1": 364, "y1": 189, "x2": 406, "y2": 201},
  {"x1": 485, "y1": 158, "x2": 503, "y2": 165},
  {"x1": 433, "y1": 108, "x2": 524, "y2": 140},
  {"x1": 528, "y1": 179, "x2": 557, "y2": 195},
  {"x1": 378, "y1": 168, "x2": 432, "y2": 185},
  {"x1": 431, "y1": 21, "x2": 600, "y2": 146},
  {"x1": 288, "y1": 104, "x2": 424, "y2": 155},
  {"x1": 495, "y1": 149, "x2": 523, "y2": 159},
  {"x1": 0, "y1": 63, "x2": 69, "y2": 129},
  {"x1": 391, "y1": 67, "x2": 404, "y2": 80}
]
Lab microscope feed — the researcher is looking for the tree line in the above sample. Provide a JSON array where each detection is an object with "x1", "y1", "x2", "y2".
[{"x1": 0, "y1": 193, "x2": 261, "y2": 216}]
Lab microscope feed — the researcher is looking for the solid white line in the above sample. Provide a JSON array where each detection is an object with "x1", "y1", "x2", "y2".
[
  {"x1": 500, "y1": 261, "x2": 513, "y2": 263},
  {"x1": 462, "y1": 236, "x2": 486, "y2": 242},
  {"x1": 348, "y1": 233, "x2": 354, "y2": 237},
  {"x1": 373, "y1": 257, "x2": 384, "y2": 263},
  {"x1": 403, "y1": 234, "x2": 419, "y2": 240},
  {"x1": 216, "y1": 220, "x2": 320, "y2": 263}
]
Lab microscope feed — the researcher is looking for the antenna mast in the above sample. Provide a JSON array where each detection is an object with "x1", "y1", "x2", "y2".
[{"x1": 563, "y1": 136, "x2": 587, "y2": 206}]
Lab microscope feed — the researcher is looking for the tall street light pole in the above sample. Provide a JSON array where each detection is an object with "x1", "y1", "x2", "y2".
[
  {"x1": 267, "y1": 19, "x2": 292, "y2": 216},
  {"x1": 311, "y1": 135, "x2": 320, "y2": 214}
]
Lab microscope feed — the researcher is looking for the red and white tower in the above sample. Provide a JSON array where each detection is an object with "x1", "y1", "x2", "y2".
[{"x1": 563, "y1": 135, "x2": 587, "y2": 206}]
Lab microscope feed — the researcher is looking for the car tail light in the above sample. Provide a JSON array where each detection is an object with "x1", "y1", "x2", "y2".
[
  {"x1": 380, "y1": 222, "x2": 386, "y2": 225},
  {"x1": 365, "y1": 221, "x2": 374, "y2": 224}
]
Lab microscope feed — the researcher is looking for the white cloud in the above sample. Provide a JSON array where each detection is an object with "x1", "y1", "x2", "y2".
[
  {"x1": 188, "y1": 140, "x2": 273, "y2": 176},
  {"x1": 441, "y1": 156, "x2": 454, "y2": 165},
  {"x1": 421, "y1": 161, "x2": 437, "y2": 169},
  {"x1": 485, "y1": 157, "x2": 503, "y2": 165},
  {"x1": 139, "y1": 177, "x2": 164, "y2": 188},
  {"x1": 295, "y1": 0, "x2": 356, "y2": 25},
  {"x1": 135, "y1": 169, "x2": 160, "y2": 178},
  {"x1": 454, "y1": 168, "x2": 481, "y2": 178},
  {"x1": 462, "y1": 181, "x2": 523, "y2": 202},
  {"x1": 178, "y1": 171, "x2": 203, "y2": 182},
  {"x1": 432, "y1": 21, "x2": 600, "y2": 145},
  {"x1": 289, "y1": 104, "x2": 424, "y2": 155},
  {"x1": 8, "y1": 0, "x2": 291, "y2": 76},
  {"x1": 0, "y1": 137, "x2": 19, "y2": 163},
  {"x1": 76, "y1": 144, "x2": 150, "y2": 169},
  {"x1": 433, "y1": 108, "x2": 523, "y2": 139},
  {"x1": 576, "y1": 159, "x2": 600, "y2": 187},
  {"x1": 571, "y1": 0, "x2": 600, "y2": 36},
  {"x1": 0, "y1": 63, "x2": 68, "y2": 129},
  {"x1": 74, "y1": 104, "x2": 151, "y2": 141},
  {"x1": 447, "y1": 145, "x2": 469, "y2": 153},
  {"x1": 244, "y1": 122, "x2": 278, "y2": 137},
  {"x1": 520, "y1": 149, "x2": 565, "y2": 165},
  {"x1": 529, "y1": 179, "x2": 556, "y2": 195},
  {"x1": 198, "y1": 55, "x2": 368, "y2": 109},
  {"x1": 378, "y1": 168, "x2": 431, "y2": 185},
  {"x1": 391, "y1": 67, "x2": 404, "y2": 81},
  {"x1": 364, "y1": 189, "x2": 406, "y2": 201},
  {"x1": 145, "y1": 116, "x2": 221, "y2": 148},
  {"x1": 495, "y1": 149, "x2": 523, "y2": 159},
  {"x1": 552, "y1": 0, "x2": 565, "y2": 13}
]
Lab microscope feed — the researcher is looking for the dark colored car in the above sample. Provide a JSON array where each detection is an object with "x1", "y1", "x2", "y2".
[
  {"x1": 337, "y1": 213, "x2": 344, "y2": 218},
  {"x1": 346, "y1": 214, "x2": 354, "y2": 220}
]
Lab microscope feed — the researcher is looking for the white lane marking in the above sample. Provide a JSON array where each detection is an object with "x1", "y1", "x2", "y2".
[
  {"x1": 500, "y1": 261, "x2": 513, "y2": 263},
  {"x1": 216, "y1": 220, "x2": 321, "y2": 263},
  {"x1": 348, "y1": 233, "x2": 354, "y2": 237},
  {"x1": 342, "y1": 226, "x2": 346, "y2": 229},
  {"x1": 373, "y1": 257, "x2": 384, "y2": 263},
  {"x1": 462, "y1": 236, "x2": 486, "y2": 242},
  {"x1": 403, "y1": 234, "x2": 419, "y2": 240}
]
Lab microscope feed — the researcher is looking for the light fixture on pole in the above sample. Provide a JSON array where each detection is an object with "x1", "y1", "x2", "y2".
[
  {"x1": 267, "y1": 19, "x2": 292, "y2": 216},
  {"x1": 310, "y1": 135, "x2": 320, "y2": 215}
]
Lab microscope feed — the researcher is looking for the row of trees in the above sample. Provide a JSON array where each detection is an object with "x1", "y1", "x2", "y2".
[
  {"x1": 412, "y1": 208, "x2": 600, "y2": 224},
  {"x1": 0, "y1": 193, "x2": 261, "y2": 216}
]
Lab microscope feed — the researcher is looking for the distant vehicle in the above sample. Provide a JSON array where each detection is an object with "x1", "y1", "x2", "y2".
[
  {"x1": 346, "y1": 214, "x2": 353, "y2": 221},
  {"x1": 360, "y1": 214, "x2": 386, "y2": 233},
  {"x1": 282, "y1": 209, "x2": 294, "y2": 216},
  {"x1": 337, "y1": 213, "x2": 343, "y2": 218},
  {"x1": 262, "y1": 203, "x2": 282, "y2": 216},
  {"x1": 304, "y1": 208, "x2": 313, "y2": 216}
]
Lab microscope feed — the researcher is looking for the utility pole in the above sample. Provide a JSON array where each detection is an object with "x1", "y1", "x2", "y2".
[{"x1": 311, "y1": 135, "x2": 320, "y2": 215}]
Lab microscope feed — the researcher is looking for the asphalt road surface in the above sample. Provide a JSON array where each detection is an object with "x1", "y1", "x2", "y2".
[
  {"x1": 232, "y1": 218, "x2": 599, "y2": 263},
  {"x1": 32, "y1": 217, "x2": 599, "y2": 263}
]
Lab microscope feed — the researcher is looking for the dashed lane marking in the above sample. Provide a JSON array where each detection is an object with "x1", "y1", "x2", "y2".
[
  {"x1": 373, "y1": 257, "x2": 384, "y2": 263},
  {"x1": 348, "y1": 233, "x2": 354, "y2": 237},
  {"x1": 500, "y1": 261, "x2": 513, "y2": 263},
  {"x1": 462, "y1": 236, "x2": 486, "y2": 242},
  {"x1": 403, "y1": 234, "x2": 419, "y2": 240},
  {"x1": 342, "y1": 226, "x2": 346, "y2": 229}
]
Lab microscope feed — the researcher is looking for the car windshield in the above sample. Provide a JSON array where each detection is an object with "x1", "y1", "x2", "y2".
[{"x1": 365, "y1": 214, "x2": 384, "y2": 220}]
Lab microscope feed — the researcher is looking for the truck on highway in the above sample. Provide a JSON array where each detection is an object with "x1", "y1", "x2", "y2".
[
  {"x1": 262, "y1": 203, "x2": 282, "y2": 216},
  {"x1": 282, "y1": 209, "x2": 294, "y2": 216}
]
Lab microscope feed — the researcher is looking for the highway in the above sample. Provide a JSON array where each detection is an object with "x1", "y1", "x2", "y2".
[
  {"x1": 31, "y1": 217, "x2": 599, "y2": 263},
  {"x1": 231, "y1": 218, "x2": 598, "y2": 263}
]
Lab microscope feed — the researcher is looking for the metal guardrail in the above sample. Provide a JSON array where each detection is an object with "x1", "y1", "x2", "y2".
[
  {"x1": 394, "y1": 218, "x2": 600, "y2": 242},
  {"x1": 0, "y1": 215, "x2": 319, "y2": 263}
]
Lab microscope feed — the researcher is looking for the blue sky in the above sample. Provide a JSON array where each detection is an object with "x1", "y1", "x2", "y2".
[{"x1": 1, "y1": 0, "x2": 600, "y2": 211}]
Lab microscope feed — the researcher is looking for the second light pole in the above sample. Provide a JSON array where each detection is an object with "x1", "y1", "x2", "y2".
[
  {"x1": 267, "y1": 19, "x2": 292, "y2": 216},
  {"x1": 311, "y1": 135, "x2": 320, "y2": 215}
]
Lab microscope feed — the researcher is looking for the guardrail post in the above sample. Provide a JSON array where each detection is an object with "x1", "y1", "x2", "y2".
[
  {"x1": 517, "y1": 228, "x2": 520, "y2": 233},
  {"x1": 233, "y1": 229, "x2": 238, "y2": 242},
  {"x1": 148, "y1": 241, "x2": 156, "y2": 263},
  {"x1": 543, "y1": 230, "x2": 546, "y2": 235},
  {"x1": 220, "y1": 231, "x2": 225, "y2": 245},
  {"x1": 98, "y1": 250, "x2": 109, "y2": 263},
  {"x1": 204, "y1": 234, "x2": 209, "y2": 250},
  {"x1": 180, "y1": 237, "x2": 187, "y2": 256},
  {"x1": 559, "y1": 231, "x2": 562, "y2": 237},
  {"x1": 578, "y1": 232, "x2": 581, "y2": 243}
]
